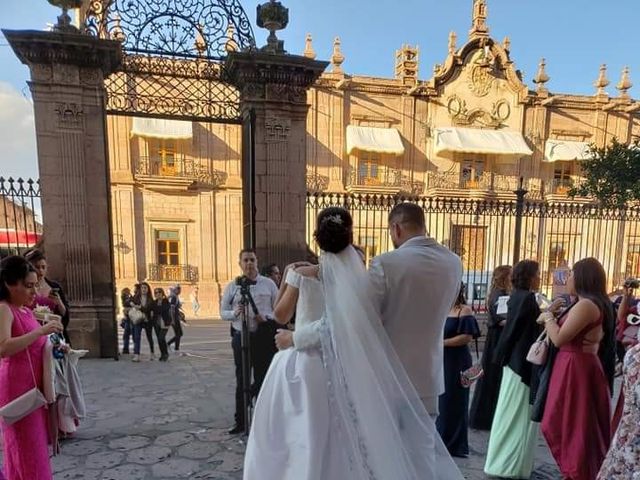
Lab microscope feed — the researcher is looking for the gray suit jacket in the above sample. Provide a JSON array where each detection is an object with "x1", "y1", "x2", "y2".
[{"x1": 368, "y1": 235, "x2": 462, "y2": 414}]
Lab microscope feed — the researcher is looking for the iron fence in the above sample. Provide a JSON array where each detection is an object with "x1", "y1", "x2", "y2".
[
  {"x1": 147, "y1": 264, "x2": 199, "y2": 283},
  {"x1": 0, "y1": 177, "x2": 42, "y2": 258},
  {"x1": 306, "y1": 192, "x2": 640, "y2": 310}
]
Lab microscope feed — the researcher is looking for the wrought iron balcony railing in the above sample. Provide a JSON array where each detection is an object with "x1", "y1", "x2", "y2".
[
  {"x1": 346, "y1": 166, "x2": 425, "y2": 195},
  {"x1": 134, "y1": 156, "x2": 227, "y2": 188},
  {"x1": 427, "y1": 172, "x2": 542, "y2": 195},
  {"x1": 543, "y1": 176, "x2": 585, "y2": 197},
  {"x1": 147, "y1": 264, "x2": 199, "y2": 283}
]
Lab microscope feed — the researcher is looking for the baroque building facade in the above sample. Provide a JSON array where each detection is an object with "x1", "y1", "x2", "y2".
[{"x1": 107, "y1": 1, "x2": 640, "y2": 314}]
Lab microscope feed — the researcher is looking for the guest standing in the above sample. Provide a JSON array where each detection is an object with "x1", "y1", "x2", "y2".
[
  {"x1": 261, "y1": 264, "x2": 282, "y2": 288},
  {"x1": 484, "y1": 260, "x2": 543, "y2": 479},
  {"x1": 469, "y1": 265, "x2": 512, "y2": 430},
  {"x1": 541, "y1": 258, "x2": 615, "y2": 480},
  {"x1": 151, "y1": 287, "x2": 171, "y2": 362},
  {"x1": 25, "y1": 249, "x2": 70, "y2": 343},
  {"x1": 436, "y1": 283, "x2": 480, "y2": 457},
  {"x1": 220, "y1": 249, "x2": 279, "y2": 434},
  {"x1": 0, "y1": 255, "x2": 64, "y2": 480},
  {"x1": 131, "y1": 282, "x2": 153, "y2": 362},
  {"x1": 167, "y1": 285, "x2": 184, "y2": 353},
  {"x1": 598, "y1": 342, "x2": 640, "y2": 479},
  {"x1": 120, "y1": 288, "x2": 133, "y2": 355}
]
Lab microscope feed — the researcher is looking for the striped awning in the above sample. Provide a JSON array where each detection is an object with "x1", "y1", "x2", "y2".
[
  {"x1": 544, "y1": 140, "x2": 590, "y2": 162},
  {"x1": 346, "y1": 125, "x2": 405, "y2": 156},
  {"x1": 434, "y1": 127, "x2": 533, "y2": 157}
]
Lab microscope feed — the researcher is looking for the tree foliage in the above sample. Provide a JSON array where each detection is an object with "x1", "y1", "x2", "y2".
[{"x1": 570, "y1": 138, "x2": 640, "y2": 208}]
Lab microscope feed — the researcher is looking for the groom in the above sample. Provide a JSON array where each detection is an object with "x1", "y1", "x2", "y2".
[{"x1": 369, "y1": 203, "x2": 462, "y2": 416}]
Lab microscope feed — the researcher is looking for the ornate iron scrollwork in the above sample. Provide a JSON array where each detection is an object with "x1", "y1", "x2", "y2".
[
  {"x1": 84, "y1": 0, "x2": 257, "y2": 121},
  {"x1": 84, "y1": 0, "x2": 256, "y2": 61}
]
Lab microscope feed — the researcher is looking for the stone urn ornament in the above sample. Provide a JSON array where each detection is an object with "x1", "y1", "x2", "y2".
[
  {"x1": 257, "y1": 0, "x2": 289, "y2": 54},
  {"x1": 47, "y1": 0, "x2": 84, "y2": 33}
]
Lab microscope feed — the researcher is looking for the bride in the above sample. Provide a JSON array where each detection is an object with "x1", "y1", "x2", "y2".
[{"x1": 243, "y1": 207, "x2": 463, "y2": 480}]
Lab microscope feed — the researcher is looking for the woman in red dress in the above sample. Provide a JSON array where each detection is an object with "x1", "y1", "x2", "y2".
[{"x1": 540, "y1": 257, "x2": 616, "y2": 480}]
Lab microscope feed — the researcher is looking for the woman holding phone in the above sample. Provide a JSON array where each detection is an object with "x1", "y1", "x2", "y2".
[{"x1": 24, "y1": 250, "x2": 70, "y2": 343}]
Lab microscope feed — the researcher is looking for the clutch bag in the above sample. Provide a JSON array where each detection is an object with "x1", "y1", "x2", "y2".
[{"x1": 0, "y1": 387, "x2": 47, "y2": 425}]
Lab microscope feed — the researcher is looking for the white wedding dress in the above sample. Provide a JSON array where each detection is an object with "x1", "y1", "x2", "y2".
[{"x1": 244, "y1": 247, "x2": 463, "y2": 480}]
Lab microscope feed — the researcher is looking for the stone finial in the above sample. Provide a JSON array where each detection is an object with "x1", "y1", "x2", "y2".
[
  {"x1": 225, "y1": 24, "x2": 238, "y2": 52},
  {"x1": 594, "y1": 64, "x2": 610, "y2": 95},
  {"x1": 331, "y1": 37, "x2": 345, "y2": 74},
  {"x1": 257, "y1": 0, "x2": 289, "y2": 54},
  {"x1": 448, "y1": 31, "x2": 457, "y2": 55},
  {"x1": 502, "y1": 36, "x2": 511, "y2": 52},
  {"x1": 617, "y1": 66, "x2": 633, "y2": 99},
  {"x1": 48, "y1": 0, "x2": 83, "y2": 33},
  {"x1": 194, "y1": 25, "x2": 207, "y2": 55},
  {"x1": 533, "y1": 58, "x2": 550, "y2": 93},
  {"x1": 304, "y1": 33, "x2": 316, "y2": 59},
  {"x1": 395, "y1": 44, "x2": 419, "y2": 86},
  {"x1": 469, "y1": 0, "x2": 489, "y2": 39}
]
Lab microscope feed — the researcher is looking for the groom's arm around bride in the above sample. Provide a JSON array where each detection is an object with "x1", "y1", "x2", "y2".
[{"x1": 368, "y1": 203, "x2": 462, "y2": 416}]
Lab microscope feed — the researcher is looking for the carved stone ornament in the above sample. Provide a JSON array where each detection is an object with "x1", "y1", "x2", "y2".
[
  {"x1": 447, "y1": 95, "x2": 510, "y2": 128},
  {"x1": 467, "y1": 49, "x2": 496, "y2": 97},
  {"x1": 265, "y1": 117, "x2": 291, "y2": 141},
  {"x1": 55, "y1": 103, "x2": 84, "y2": 129}
]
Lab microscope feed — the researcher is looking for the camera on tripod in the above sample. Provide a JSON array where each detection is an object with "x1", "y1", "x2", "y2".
[
  {"x1": 236, "y1": 275, "x2": 258, "y2": 295},
  {"x1": 624, "y1": 278, "x2": 640, "y2": 289}
]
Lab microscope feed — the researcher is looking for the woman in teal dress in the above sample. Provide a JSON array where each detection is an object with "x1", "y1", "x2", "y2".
[{"x1": 484, "y1": 260, "x2": 543, "y2": 478}]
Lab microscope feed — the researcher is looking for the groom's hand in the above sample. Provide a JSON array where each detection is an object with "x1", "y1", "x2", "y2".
[{"x1": 275, "y1": 329, "x2": 294, "y2": 350}]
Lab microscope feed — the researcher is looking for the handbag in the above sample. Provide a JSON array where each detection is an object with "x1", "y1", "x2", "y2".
[
  {"x1": 0, "y1": 314, "x2": 48, "y2": 425},
  {"x1": 461, "y1": 363, "x2": 484, "y2": 388},
  {"x1": 128, "y1": 308, "x2": 145, "y2": 325},
  {"x1": 527, "y1": 330, "x2": 549, "y2": 365}
]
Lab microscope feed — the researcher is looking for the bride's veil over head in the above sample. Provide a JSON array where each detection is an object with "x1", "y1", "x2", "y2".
[{"x1": 319, "y1": 246, "x2": 463, "y2": 479}]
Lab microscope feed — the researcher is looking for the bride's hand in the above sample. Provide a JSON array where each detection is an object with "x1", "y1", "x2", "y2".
[{"x1": 275, "y1": 329, "x2": 294, "y2": 350}]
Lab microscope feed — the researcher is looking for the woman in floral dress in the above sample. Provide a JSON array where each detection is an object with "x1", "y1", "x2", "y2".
[{"x1": 598, "y1": 342, "x2": 640, "y2": 479}]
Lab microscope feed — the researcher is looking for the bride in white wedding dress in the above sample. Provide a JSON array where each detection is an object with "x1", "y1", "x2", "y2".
[{"x1": 243, "y1": 207, "x2": 463, "y2": 480}]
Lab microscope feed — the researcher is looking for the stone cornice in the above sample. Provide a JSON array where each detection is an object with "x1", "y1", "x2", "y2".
[{"x1": 2, "y1": 29, "x2": 122, "y2": 75}]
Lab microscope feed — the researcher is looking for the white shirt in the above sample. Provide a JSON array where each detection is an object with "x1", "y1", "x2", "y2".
[{"x1": 220, "y1": 275, "x2": 279, "y2": 332}]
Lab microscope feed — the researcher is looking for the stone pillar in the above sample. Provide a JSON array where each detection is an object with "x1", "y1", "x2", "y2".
[
  {"x1": 3, "y1": 29, "x2": 122, "y2": 358},
  {"x1": 225, "y1": 52, "x2": 328, "y2": 268}
]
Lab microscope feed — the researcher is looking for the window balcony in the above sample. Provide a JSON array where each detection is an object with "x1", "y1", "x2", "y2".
[
  {"x1": 542, "y1": 176, "x2": 585, "y2": 198},
  {"x1": 345, "y1": 166, "x2": 424, "y2": 196},
  {"x1": 147, "y1": 264, "x2": 199, "y2": 283},
  {"x1": 134, "y1": 156, "x2": 227, "y2": 189}
]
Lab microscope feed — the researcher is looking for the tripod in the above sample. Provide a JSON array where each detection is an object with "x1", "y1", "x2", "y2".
[{"x1": 238, "y1": 279, "x2": 259, "y2": 436}]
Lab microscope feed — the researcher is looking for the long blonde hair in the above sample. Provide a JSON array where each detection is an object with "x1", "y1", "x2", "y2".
[{"x1": 487, "y1": 265, "x2": 512, "y2": 307}]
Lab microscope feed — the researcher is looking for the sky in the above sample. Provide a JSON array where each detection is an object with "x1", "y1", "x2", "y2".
[{"x1": 1, "y1": 0, "x2": 639, "y2": 180}]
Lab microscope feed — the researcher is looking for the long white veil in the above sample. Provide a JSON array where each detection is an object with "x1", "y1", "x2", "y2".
[{"x1": 318, "y1": 246, "x2": 463, "y2": 479}]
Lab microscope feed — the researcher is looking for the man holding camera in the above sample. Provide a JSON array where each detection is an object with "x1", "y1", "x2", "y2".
[{"x1": 220, "y1": 248, "x2": 279, "y2": 435}]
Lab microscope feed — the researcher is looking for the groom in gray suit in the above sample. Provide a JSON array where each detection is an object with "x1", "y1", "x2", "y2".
[{"x1": 369, "y1": 203, "x2": 462, "y2": 416}]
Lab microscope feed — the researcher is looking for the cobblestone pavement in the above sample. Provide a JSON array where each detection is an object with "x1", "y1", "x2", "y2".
[{"x1": 3, "y1": 320, "x2": 561, "y2": 479}]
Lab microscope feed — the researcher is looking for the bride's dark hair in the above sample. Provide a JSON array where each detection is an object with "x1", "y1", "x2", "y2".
[{"x1": 314, "y1": 207, "x2": 353, "y2": 254}]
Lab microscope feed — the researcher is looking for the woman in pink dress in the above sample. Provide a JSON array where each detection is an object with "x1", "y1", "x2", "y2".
[
  {"x1": 0, "y1": 256, "x2": 64, "y2": 480},
  {"x1": 540, "y1": 257, "x2": 616, "y2": 480}
]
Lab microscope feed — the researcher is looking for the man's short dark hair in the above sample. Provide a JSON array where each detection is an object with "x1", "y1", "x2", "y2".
[
  {"x1": 389, "y1": 203, "x2": 425, "y2": 230},
  {"x1": 239, "y1": 248, "x2": 257, "y2": 259},
  {"x1": 261, "y1": 263, "x2": 278, "y2": 277}
]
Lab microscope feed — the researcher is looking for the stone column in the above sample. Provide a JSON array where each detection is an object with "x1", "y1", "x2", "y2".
[
  {"x1": 3, "y1": 29, "x2": 122, "y2": 358},
  {"x1": 225, "y1": 52, "x2": 328, "y2": 268}
]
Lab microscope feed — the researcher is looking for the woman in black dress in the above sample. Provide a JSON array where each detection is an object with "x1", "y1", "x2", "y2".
[
  {"x1": 469, "y1": 265, "x2": 512, "y2": 430},
  {"x1": 436, "y1": 283, "x2": 481, "y2": 457}
]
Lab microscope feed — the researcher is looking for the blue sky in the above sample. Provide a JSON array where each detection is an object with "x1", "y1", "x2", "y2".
[{"x1": 1, "y1": 0, "x2": 638, "y2": 179}]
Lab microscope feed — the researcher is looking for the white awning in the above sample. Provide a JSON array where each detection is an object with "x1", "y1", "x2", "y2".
[
  {"x1": 131, "y1": 118, "x2": 193, "y2": 139},
  {"x1": 346, "y1": 125, "x2": 405, "y2": 156},
  {"x1": 544, "y1": 140, "x2": 590, "y2": 162},
  {"x1": 434, "y1": 127, "x2": 533, "y2": 157}
]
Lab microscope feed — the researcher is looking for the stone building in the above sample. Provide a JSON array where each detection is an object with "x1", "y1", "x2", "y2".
[{"x1": 107, "y1": 1, "x2": 640, "y2": 314}]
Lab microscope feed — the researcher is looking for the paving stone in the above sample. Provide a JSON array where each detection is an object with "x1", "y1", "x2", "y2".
[
  {"x1": 151, "y1": 458, "x2": 201, "y2": 478},
  {"x1": 155, "y1": 431, "x2": 196, "y2": 447},
  {"x1": 101, "y1": 463, "x2": 150, "y2": 480},
  {"x1": 51, "y1": 454, "x2": 82, "y2": 473},
  {"x1": 109, "y1": 435, "x2": 152, "y2": 451},
  {"x1": 64, "y1": 439, "x2": 104, "y2": 456},
  {"x1": 127, "y1": 445, "x2": 173, "y2": 464},
  {"x1": 85, "y1": 451, "x2": 126, "y2": 469},
  {"x1": 56, "y1": 468, "x2": 101, "y2": 480},
  {"x1": 177, "y1": 441, "x2": 219, "y2": 459}
]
